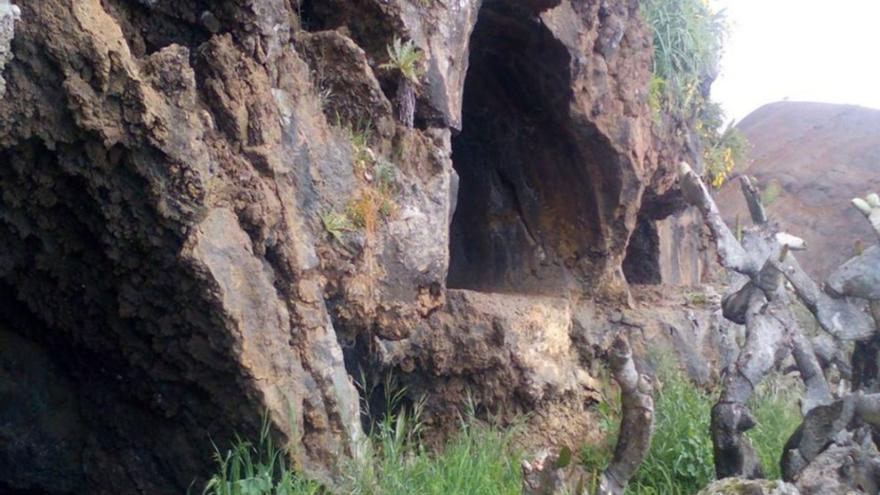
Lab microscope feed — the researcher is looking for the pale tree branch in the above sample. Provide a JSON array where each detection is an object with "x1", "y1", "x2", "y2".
[
  {"x1": 776, "y1": 253, "x2": 876, "y2": 340},
  {"x1": 678, "y1": 162, "x2": 756, "y2": 275},
  {"x1": 852, "y1": 193, "x2": 880, "y2": 241},
  {"x1": 598, "y1": 336, "x2": 654, "y2": 495}
]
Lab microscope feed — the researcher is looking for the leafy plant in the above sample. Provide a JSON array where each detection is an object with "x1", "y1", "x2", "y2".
[
  {"x1": 320, "y1": 211, "x2": 351, "y2": 244},
  {"x1": 380, "y1": 37, "x2": 423, "y2": 129},
  {"x1": 380, "y1": 37, "x2": 423, "y2": 85},
  {"x1": 641, "y1": 0, "x2": 725, "y2": 120},
  {"x1": 699, "y1": 104, "x2": 749, "y2": 189}
]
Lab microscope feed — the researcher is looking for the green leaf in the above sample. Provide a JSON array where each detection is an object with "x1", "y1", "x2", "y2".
[{"x1": 555, "y1": 446, "x2": 573, "y2": 469}]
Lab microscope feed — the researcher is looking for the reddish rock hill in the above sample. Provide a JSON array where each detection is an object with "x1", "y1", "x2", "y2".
[{"x1": 717, "y1": 101, "x2": 880, "y2": 279}]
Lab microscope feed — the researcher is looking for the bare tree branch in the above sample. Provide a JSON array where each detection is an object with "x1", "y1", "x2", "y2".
[
  {"x1": 679, "y1": 162, "x2": 755, "y2": 275},
  {"x1": 776, "y1": 253, "x2": 876, "y2": 341},
  {"x1": 599, "y1": 336, "x2": 654, "y2": 495}
]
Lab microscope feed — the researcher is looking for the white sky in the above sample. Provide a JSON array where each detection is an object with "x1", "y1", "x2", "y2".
[{"x1": 711, "y1": 0, "x2": 880, "y2": 122}]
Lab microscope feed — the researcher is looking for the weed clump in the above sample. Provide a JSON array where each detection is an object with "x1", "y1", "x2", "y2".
[
  {"x1": 641, "y1": 0, "x2": 748, "y2": 188},
  {"x1": 198, "y1": 404, "x2": 523, "y2": 495},
  {"x1": 580, "y1": 358, "x2": 801, "y2": 494}
]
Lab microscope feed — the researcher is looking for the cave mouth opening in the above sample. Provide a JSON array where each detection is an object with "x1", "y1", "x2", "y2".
[
  {"x1": 622, "y1": 216, "x2": 661, "y2": 285},
  {"x1": 447, "y1": 2, "x2": 619, "y2": 295}
]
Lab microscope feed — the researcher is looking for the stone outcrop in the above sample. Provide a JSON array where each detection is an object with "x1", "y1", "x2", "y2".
[
  {"x1": 0, "y1": 0, "x2": 692, "y2": 493},
  {"x1": 718, "y1": 101, "x2": 880, "y2": 279}
]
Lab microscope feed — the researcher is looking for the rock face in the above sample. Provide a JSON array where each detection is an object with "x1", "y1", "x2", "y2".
[
  {"x1": 718, "y1": 101, "x2": 880, "y2": 280},
  {"x1": 0, "y1": 0, "x2": 689, "y2": 493}
]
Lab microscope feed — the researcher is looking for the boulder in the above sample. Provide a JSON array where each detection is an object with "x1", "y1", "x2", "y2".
[{"x1": 697, "y1": 479, "x2": 800, "y2": 495}]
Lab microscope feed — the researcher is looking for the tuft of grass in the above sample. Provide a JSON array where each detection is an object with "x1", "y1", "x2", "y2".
[
  {"x1": 199, "y1": 415, "x2": 324, "y2": 495},
  {"x1": 342, "y1": 119, "x2": 375, "y2": 173},
  {"x1": 686, "y1": 292, "x2": 710, "y2": 306},
  {"x1": 380, "y1": 37, "x2": 423, "y2": 84},
  {"x1": 648, "y1": 74, "x2": 667, "y2": 125},
  {"x1": 346, "y1": 170, "x2": 398, "y2": 236}
]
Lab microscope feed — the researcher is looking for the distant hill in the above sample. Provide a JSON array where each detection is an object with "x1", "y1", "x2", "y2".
[{"x1": 716, "y1": 101, "x2": 880, "y2": 279}]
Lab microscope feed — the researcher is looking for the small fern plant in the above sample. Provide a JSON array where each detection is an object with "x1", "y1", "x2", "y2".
[{"x1": 380, "y1": 37, "x2": 423, "y2": 129}]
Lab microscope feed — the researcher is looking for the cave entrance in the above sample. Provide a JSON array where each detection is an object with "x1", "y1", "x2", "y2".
[
  {"x1": 622, "y1": 216, "x2": 661, "y2": 284},
  {"x1": 447, "y1": 2, "x2": 618, "y2": 294}
]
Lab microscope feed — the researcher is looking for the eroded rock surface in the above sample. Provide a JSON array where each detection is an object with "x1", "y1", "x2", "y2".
[{"x1": 0, "y1": 0, "x2": 691, "y2": 492}]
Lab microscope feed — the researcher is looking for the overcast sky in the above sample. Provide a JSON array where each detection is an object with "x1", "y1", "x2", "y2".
[{"x1": 711, "y1": 0, "x2": 880, "y2": 122}]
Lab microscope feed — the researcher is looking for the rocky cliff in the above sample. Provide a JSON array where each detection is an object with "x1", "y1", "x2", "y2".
[
  {"x1": 0, "y1": 0, "x2": 694, "y2": 492},
  {"x1": 718, "y1": 101, "x2": 880, "y2": 279}
]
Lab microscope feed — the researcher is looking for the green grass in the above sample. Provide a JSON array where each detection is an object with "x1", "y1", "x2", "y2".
[
  {"x1": 580, "y1": 360, "x2": 802, "y2": 494},
  {"x1": 627, "y1": 360, "x2": 715, "y2": 495},
  {"x1": 760, "y1": 180, "x2": 782, "y2": 206},
  {"x1": 198, "y1": 362, "x2": 802, "y2": 495},
  {"x1": 747, "y1": 375, "x2": 803, "y2": 480},
  {"x1": 345, "y1": 415, "x2": 522, "y2": 495},
  {"x1": 198, "y1": 416, "x2": 323, "y2": 495},
  {"x1": 641, "y1": 0, "x2": 748, "y2": 188},
  {"x1": 198, "y1": 404, "x2": 522, "y2": 495}
]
